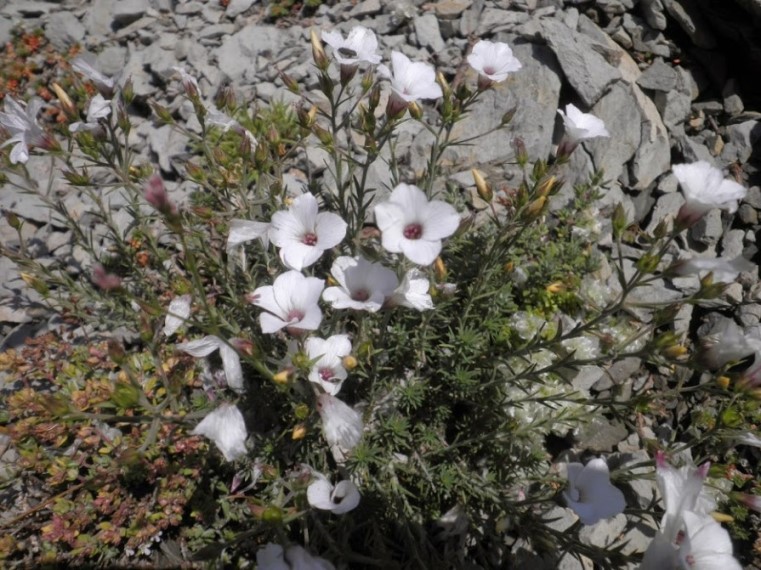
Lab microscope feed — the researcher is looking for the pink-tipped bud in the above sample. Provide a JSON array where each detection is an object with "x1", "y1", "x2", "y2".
[
  {"x1": 655, "y1": 450, "x2": 668, "y2": 470},
  {"x1": 144, "y1": 174, "x2": 177, "y2": 217},
  {"x1": 735, "y1": 493, "x2": 761, "y2": 513},
  {"x1": 696, "y1": 461, "x2": 711, "y2": 479},
  {"x1": 92, "y1": 264, "x2": 122, "y2": 291}
]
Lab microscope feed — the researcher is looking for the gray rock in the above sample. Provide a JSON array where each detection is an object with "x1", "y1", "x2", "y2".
[
  {"x1": 621, "y1": 13, "x2": 672, "y2": 57},
  {"x1": 586, "y1": 82, "x2": 642, "y2": 185},
  {"x1": 575, "y1": 416, "x2": 629, "y2": 451},
  {"x1": 723, "y1": 79, "x2": 744, "y2": 116},
  {"x1": 148, "y1": 125, "x2": 189, "y2": 173},
  {"x1": 722, "y1": 120, "x2": 760, "y2": 164},
  {"x1": 176, "y1": 1, "x2": 204, "y2": 15},
  {"x1": 640, "y1": 0, "x2": 667, "y2": 29},
  {"x1": 690, "y1": 209, "x2": 722, "y2": 245},
  {"x1": 350, "y1": 0, "x2": 382, "y2": 18},
  {"x1": 654, "y1": 89, "x2": 691, "y2": 128},
  {"x1": 214, "y1": 25, "x2": 287, "y2": 82},
  {"x1": 542, "y1": 18, "x2": 620, "y2": 106},
  {"x1": 0, "y1": 17, "x2": 12, "y2": 46},
  {"x1": 738, "y1": 204, "x2": 758, "y2": 225},
  {"x1": 45, "y1": 11, "x2": 85, "y2": 50},
  {"x1": 475, "y1": 8, "x2": 528, "y2": 34},
  {"x1": 113, "y1": 0, "x2": 150, "y2": 28},
  {"x1": 722, "y1": 229, "x2": 747, "y2": 259},
  {"x1": 225, "y1": 0, "x2": 256, "y2": 18},
  {"x1": 414, "y1": 13, "x2": 445, "y2": 53},
  {"x1": 580, "y1": 513, "x2": 627, "y2": 547},
  {"x1": 460, "y1": 0, "x2": 484, "y2": 36},
  {"x1": 662, "y1": 0, "x2": 716, "y2": 49},
  {"x1": 637, "y1": 58, "x2": 677, "y2": 92},
  {"x1": 84, "y1": 0, "x2": 114, "y2": 37},
  {"x1": 671, "y1": 125, "x2": 715, "y2": 163},
  {"x1": 121, "y1": 48, "x2": 155, "y2": 98}
]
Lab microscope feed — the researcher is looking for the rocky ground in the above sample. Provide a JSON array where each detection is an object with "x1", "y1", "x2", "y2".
[{"x1": 1, "y1": 0, "x2": 761, "y2": 567}]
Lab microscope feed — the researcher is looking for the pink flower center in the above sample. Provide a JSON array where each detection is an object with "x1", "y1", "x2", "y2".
[
  {"x1": 286, "y1": 310, "x2": 304, "y2": 323},
  {"x1": 483, "y1": 66, "x2": 495, "y2": 75},
  {"x1": 319, "y1": 368, "x2": 335, "y2": 381},
  {"x1": 351, "y1": 289, "x2": 370, "y2": 302},
  {"x1": 302, "y1": 232, "x2": 318, "y2": 246},
  {"x1": 403, "y1": 223, "x2": 423, "y2": 240}
]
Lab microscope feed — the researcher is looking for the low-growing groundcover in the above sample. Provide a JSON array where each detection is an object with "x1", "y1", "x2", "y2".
[{"x1": 1, "y1": 23, "x2": 761, "y2": 569}]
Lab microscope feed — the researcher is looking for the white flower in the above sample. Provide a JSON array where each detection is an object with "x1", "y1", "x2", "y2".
[
  {"x1": 69, "y1": 94, "x2": 112, "y2": 133},
  {"x1": 467, "y1": 40, "x2": 522, "y2": 83},
  {"x1": 72, "y1": 58, "x2": 116, "y2": 96},
  {"x1": 654, "y1": 451, "x2": 715, "y2": 543},
  {"x1": 698, "y1": 319, "x2": 761, "y2": 370},
  {"x1": 374, "y1": 183, "x2": 460, "y2": 266},
  {"x1": 250, "y1": 270, "x2": 324, "y2": 334},
  {"x1": 562, "y1": 458, "x2": 626, "y2": 525},
  {"x1": 226, "y1": 219, "x2": 271, "y2": 252},
  {"x1": 307, "y1": 474, "x2": 360, "y2": 514},
  {"x1": 177, "y1": 335, "x2": 244, "y2": 393},
  {"x1": 673, "y1": 161, "x2": 747, "y2": 226},
  {"x1": 674, "y1": 255, "x2": 756, "y2": 283},
  {"x1": 736, "y1": 431, "x2": 761, "y2": 448},
  {"x1": 163, "y1": 294, "x2": 191, "y2": 337},
  {"x1": 270, "y1": 193, "x2": 347, "y2": 271},
  {"x1": 321, "y1": 26, "x2": 381, "y2": 66},
  {"x1": 192, "y1": 403, "x2": 247, "y2": 461},
  {"x1": 256, "y1": 543, "x2": 335, "y2": 570},
  {"x1": 378, "y1": 51, "x2": 442, "y2": 103},
  {"x1": 678, "y1": 511, "x2": 743, "y2": 570},
  {"x1": 323, "y1": 256, "x2": 398, "y2": 312},
  {"x1": 387, "y1": 268, "x2": 434, "y2": 310},
  {"x1": 203, "y1": 104, "x2": 258, "y2": 149},
  {"x1": 305, "y1": 335, "x2": 352, "y2": 395},
  {"x1": 557, "y1": 103, "x2": 610, "y2": 144},
  {"x1": 316, "y1": 393, "x2": 363, "y2": 456},
  {"x1": 0, "y1": 97, "x2": 47, "y2": 164}
]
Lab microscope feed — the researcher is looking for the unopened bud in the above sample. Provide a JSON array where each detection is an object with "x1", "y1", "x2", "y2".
[
  {"x1": 408, "y1": 101, "x2": 423, "y2": 121},
  {"x1": 716, "y1": 376, "x2": 731, "y2": 389},
  {"x1": 342, "y1": 355, "x2": 358, "y2": 371},
  {"x1": 120, "y1": 77, "x2": 134, "y2": 105},
  {"x1": 525, "y1": 196, "x2": 546, "y2": 220},
  {"x1": 369, "y1": 83, "x2": 381, "y2": 110},
  {"x1": 710, "y1": 512, "x2": 734, "y2": 524},
  {"x1": 230, "y1": 338, "x2": 257, "y2": 358},
  {"x1": 612, "y1": 203, "x2": 628, "y2": 238},
  {"x1": 310, "y1": 29, "x2": 329, "y2": 71},
  {"x1": 279, "y1": 70, "x2": 300, "y2": 94},
  {"x1": 545, "y1": 281, "x2": 566, "y2": 294},
  {"x1": 261, "y1": 506, "x2": 284, "y2": 523},
  {"x1": 3, "y1": 209, "x2": 22, "y2": 231},
  {"x1": 150, "y1": 101, "x2": 174, "y2": 124},
  {"x1": 21, "y1": 272, "x2": 49, "y2": 296},
  {"x1": 144, "y1": 174, "x2": 178, "y2": 218},
  {"x1": 215, "y1": 84, "x2": 236, "y2": 112},
  {"x1": 734, "y1": 492, "x2": 761, "y2": 514},
  {"x1": 501, "y1": 107, "x2": 517, "y2": 126},
  {"x1": 50, "y1": 82, "x2": 76, "y2": 118},
  {"x1": 536, "y1": 176, "x2": 557, "y2": 199},
  {"x1": 339, "y1": 63, "x2": 358, "y2": 87},
  {"x1": 273, "y1": 368, "x2": 293, "y2": 385},
  {"x1": 434, "y1": 257, "x2": 447, "y2": 281},
  {"x1": 295, "y1": 403, "x2": 310, "y2": 420},
  {"x1": 312, "y1": 125, "x2": 333, "y2": 146},
  {"x1": 636, "y1": 253, "x2": 660, "y2": 274},
  {"x1": 112, "y1": 380, "x2": 141, "y2": 408},
  {"x1": 663, "y1": 345, "x2": 688, "y2": 359},
  {"x1": 513, "y1": 137, "x2": 528, "y2": 166},
  {"x1": 436, "y1": 72, "x2": 451, "y2": 98},
  {"x1": 291, "y1": 423, "x2": 307, "y2": 440},
  {"x1": 185, "y1": 161, "x2": 205, "y2": 182},
  {"x1": 385, "y1": 92, "x2": 408, "y2": 119},
  {"x1": 360, "y1": 69, "x2": 374, "y2": 93},
  {"x1": 472, "y1": 169, "x2": 492, "y2": 202}
]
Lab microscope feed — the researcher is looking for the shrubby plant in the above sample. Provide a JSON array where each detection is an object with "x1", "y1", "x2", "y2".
[{"x1": 1, "y1": 24, "x2": 760, "y2": 569}]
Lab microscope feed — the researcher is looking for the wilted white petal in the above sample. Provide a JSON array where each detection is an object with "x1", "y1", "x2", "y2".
[
  {"x1": 163, "y1": 294, "x2": 192, "y2": 337},
  {"x1": 227, "y1": 219, "x2": 271, "y2": 251},
  {"x1": 558, "y1": 103, "x2": 609, "y2": 144},
  {"x1": 192, "y1": 403, "x2": 247, "y2": 461},
  {"x1": 316, "y1": 394, "x2": 363, "y2": 455},
  {"x1": 321, "y1": 26, "x2": 381, "y2": 66},
  {"x1": 389, "y1": 268, "x2": 434, "y2": 310},
  {"x1": 307, "y1": 476, "x2": 360, "y2": 514}
]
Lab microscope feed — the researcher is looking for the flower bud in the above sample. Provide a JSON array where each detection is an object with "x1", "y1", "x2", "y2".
[
  {"x1": 501, "y1": 107, "x2": 517, "y2": 126},
  {"x1": 50, "y1": 82, "x2": 76, "y2": 119},
  {"x1": 3, "y1": 209, "x2": 22, "y2": 231},
  {"x1": 716, "y1": 375, "x2": 730, "y2": 389},
  {"x1": 536, "y1": 176, "x2": 558, "y2": 199},
  {"x1": 545, "y1": 281, "x2": 566, "y2": 294},
  {"x1": 20, "y1": 272, "x2": 49, "y2": 296},
  {"x1": 342, "y1": 355, "x2": 358, "y2": 371},
  {"x1": 273, "y1": 368, "x2": 293, "y2": 385},
  {"x1": 144, "y1": 174, "x2": 178, "y2": 218},
  {"x1": 408, "y1": 101, "x2": 423, "y2": 121},
  {"x1": 150, "y1": 101, "x2": 174, "y2": 125},
  {"x1": 261, "y1": 506, "x2": 284, "y2": 523},
  {"x1": 513, "y1": 137, "x2": 528, "y2": 166},
  {"x1": 612, "y1": 202, "x2": 628, "y2": 239},
  {"x1": 734, "y1": 492, "x2": 761, "y2": 514},
  {"x1": 279, "y1": 69, "x2": 300, "y2": 94},
  {"x1": 525, "y1": 196, "x2": 546, "y2": 221},
  {"x1": 295, "y1": 403, "x2": 310, "y2": 420},
  {"x1": 436, "y1": 72, "x2": 451, "y2": 98},
  {"x1": 292, "y1": 423, "x2": 307, "y2": 440},
  {"x1": 636, "y1": 253, "x2": 660, "y2": 274},
  {"x1": 120, "y1": 77, "x2": 134, "y2": 105},
  {"x1": 710, "y1": 512, "x2": 734, "y2": 523},
  {"x1": 472, "y1": 169, "x2": 492, "y2": 202},
  {"x1": 230, "y1": 338, "x2": 257, "y2": 358},
  {"x1": 385, "y1": 92, "x2": 408, "y2": 119},
  {"x1": 663, "y1": 345, "x2": 688, "y2": 359},
  {"x1": 434, "y1": 257, "x2": 448, "y2": 281},
  {"x1": 112, "y1": 380, "x2": 141, "y2": 408},
  {"x1": 340, "y1": 63, "x2": 358, "y2": 87},
  {"x1": 310, "y1": 29, "x2": 329, "y2": 71},
  {"x1": 312, "y1": 125, "x2": 333, "y2": 147},
  {"x1": 91, "y1": 264, "x2": 122, "y2": 292}
]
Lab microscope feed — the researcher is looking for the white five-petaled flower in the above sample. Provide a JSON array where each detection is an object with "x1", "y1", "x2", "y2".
[
  {"x1": 304, "y1": 335, "x2": 352, "y2": 395},
  {"x1": 316, "y1": 393, "x2": 363, "y2": 461},
  {"x1": 323, "y1": 256, "x2": 399, "y2": 312},
  {"x1": 250, "y1": 270, "x2": 324, "y2": 334},
  {"x1": 378, "y1": 51, "x2": 443, "y2": 103},
  {"x1": 388, "y1": 268, "x2": 434, "y2": 310},
  {"x1": 673, "y1": 161, "x2": 747, "y2": 227},
  {"x1": 467, "y1": 40, "x2": 522, "y2": 84},
  {"x1": 698, "y1": 319, "x2": 761, "y2": 370},
  {"x1": 269, "y1": 193, "x2": 347, "y2": 271},
  {"x1": 307, "y1": 473, "x2": 361, "y2": 514},
  {"x1": 321, "y1": 26, "x2": 382, "y2": 66},
  {"x1": 72, "y1": 57, "x2": 116, "y2": 96},
  {"x1": 374, "y1": 183, "x2": 460, "y2": 266},
  {"x1": 192, "y1": 403, "x2": 247, "y2": 461},
  {"x1": 70, "y1": 94, "x2": 112, "y2": 133},
  {"x1": 163, "y1": 294, "x2": 192, "y2": 337},
  {"x1": 673, "y1": 255, "x2": 756, "y2": 284},
  {"x1": 256, "y1": 543, "x2": 335, "y2": 570},
  {"x1": 562, "y1": 458, "x2": 626, "y2": 525},
  {"x1": 177, "y1": 335, "x2": 244, "y2": 393},
  {"x1": 557, "y1": 103, "x2": 610, "y2": 154},
  {"x1": 0, "y1": 97, "x2": 48, "y2": 164}
]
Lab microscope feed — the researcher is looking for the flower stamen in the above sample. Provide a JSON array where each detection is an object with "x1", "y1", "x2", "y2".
[{"x1": 403, "y1": 223, "x2": 423, "y2": 240}]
